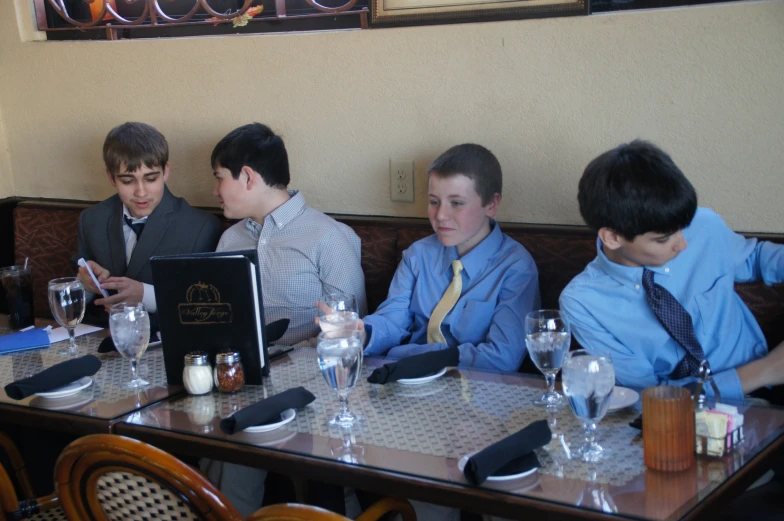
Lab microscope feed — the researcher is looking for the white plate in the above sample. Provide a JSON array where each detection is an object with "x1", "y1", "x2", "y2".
[
  {"x1": 243, "y1": 408, "x2": 296, "y2": 433},
  {"x1": 608, "y1": 386, "x2": 639, "y2": 412},
  {"x1": 458, "y1": 453, "x2": 538, "y2": 482},
  {"x1": 148, "y1": 331, "x2": 162, "y2": 349},
  {"x1": 397, "y1": 367, "x2": 448, "y2": 386},
  {"x1": 34, "y1": 376, "x2": 93, "y2": 399},
  {"x1": 31, "y1": 393, "x2": 94, "y2": 411}
]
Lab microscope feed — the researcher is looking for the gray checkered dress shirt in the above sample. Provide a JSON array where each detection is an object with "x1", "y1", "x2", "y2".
[{"x1": 216, "y1": 190, "x2": 367, "y2": 346}]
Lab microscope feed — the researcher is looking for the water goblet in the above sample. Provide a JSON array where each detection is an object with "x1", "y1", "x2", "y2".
[
  {"x1": 525, "y1": 309, "x2": 571, "y2": 407},
  {"x1": 562, "y1": 349, "x2": 615, "y2": 462},
  {"x1": 109, "y1": 302, "x2": 151, "y2": 389},
  {"x1": 317, "y1": 329, "x2": 364, "y2": 427},
  {"x1": 318, "y1": 292, "x2": 359, "y2": 333},
  {"x1": 47, "y1": 277, "x2": 87, "y2": 356}
]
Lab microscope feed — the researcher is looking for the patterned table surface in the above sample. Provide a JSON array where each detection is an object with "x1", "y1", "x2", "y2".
[
  {"x1": 0, "y1": 317, "x2": 181, "y2": 425},
  {"x1": 119, "y1": 347, "x2": 784, "y2": 521}
]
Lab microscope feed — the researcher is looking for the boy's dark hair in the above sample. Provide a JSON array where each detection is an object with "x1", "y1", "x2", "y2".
[
  {"x1": 427, "y1": 143, "x2": 502, "y2": 205},
  {"x1": 103, "y1": 122, "x2": 169, "y2": 176},
  {"x1": 578, "y1": 140, "x2": 697, "y2": 240},
  {"x1": 211, "y1": 123, "x2": 290, "y2": 189}
]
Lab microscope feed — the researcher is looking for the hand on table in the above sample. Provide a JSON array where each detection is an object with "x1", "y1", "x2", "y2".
[
  {"x1": 314, "y1": 300, "x2": 367, "y2": 346},
  {"x1": 95, "y1": 277, "x2": 144, "y2": 311},
  {"x1": 77, "y1": 260, "x2": 109, "y2": 295},
  {"x1": 739, "y1": 340, "x2": 784, "y2": 394}
]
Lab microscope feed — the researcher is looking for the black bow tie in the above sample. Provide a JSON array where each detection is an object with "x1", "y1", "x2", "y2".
[{"x1": 123, "y1": 215, "x2": 146, "y2": 238}]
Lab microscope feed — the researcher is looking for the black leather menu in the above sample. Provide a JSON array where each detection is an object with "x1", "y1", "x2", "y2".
[{"x1": 151, "y1": 250, "x2": 268, "y2": 385}]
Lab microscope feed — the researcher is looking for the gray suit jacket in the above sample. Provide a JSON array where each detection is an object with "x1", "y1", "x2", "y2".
[{"x1": 72, "y1": 186, "x2": 222, "y2": 286}]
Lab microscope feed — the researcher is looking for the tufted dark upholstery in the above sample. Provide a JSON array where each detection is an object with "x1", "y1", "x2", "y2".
[{"x1": 12, "y1": 200, "x2": 784, "y2": 351}]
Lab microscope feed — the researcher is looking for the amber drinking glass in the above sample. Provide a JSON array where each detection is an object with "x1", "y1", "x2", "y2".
[{"x1": 642, "y1": 386, "x2": 695, "y2": 471}]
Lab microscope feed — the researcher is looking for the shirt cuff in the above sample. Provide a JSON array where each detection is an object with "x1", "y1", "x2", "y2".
[
  {"x1": 363, "y1": 324, "x2": 383, "y2": 355},
  {"x1": 142, "y1": 283, "x2": 157, "y2": 313},
  {"x1": 711, "y1": 368, "x2": 745, "y2": 403}
]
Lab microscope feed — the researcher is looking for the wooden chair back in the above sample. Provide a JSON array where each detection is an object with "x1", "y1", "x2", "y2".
[
  {"x1": 0, "y1": 432, "x2": 61, "y2": 519},
  {"x1": 247, "y1": 497, "x2": 416, "y2": 521},
  {"x1": 54, "y1": 434, "x2": 243, "y2": 521}
]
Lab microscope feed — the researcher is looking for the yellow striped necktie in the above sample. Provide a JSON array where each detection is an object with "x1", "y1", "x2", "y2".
[{"x1": 427, "y1": 260, "x2": 464, "y2": 344}]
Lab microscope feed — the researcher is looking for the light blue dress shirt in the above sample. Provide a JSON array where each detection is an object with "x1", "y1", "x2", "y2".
[
  {"x1": 560, "y1": 208, "x2": 784, "y2": 402},
  {"x1": 363, "y1": 221, "x2": 540, "y2": 372}
]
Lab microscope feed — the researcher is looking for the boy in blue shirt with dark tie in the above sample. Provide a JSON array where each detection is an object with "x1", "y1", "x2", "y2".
[
  {"x1": 361, "y1": 143, "x2": 540, "y2": 372},
  {"x1": 560, "y1": 140, "x2": 784, "y2": 402}
]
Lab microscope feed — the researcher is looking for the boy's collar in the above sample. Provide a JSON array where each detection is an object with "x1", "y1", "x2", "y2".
[
  {"x1": 595, "y1": 238, "x2": 672, "y2": 290},
  {"x1": 122, "y1": 205, "x2": 148, "y2": 223},
  {"x1": 441, "y1": 220, "x2": 501, "y2": 279},
  {"x1": 246, "y1": 190, "x2": 304, "y2": 235}
]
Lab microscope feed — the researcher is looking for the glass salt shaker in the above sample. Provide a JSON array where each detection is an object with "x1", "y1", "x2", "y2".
[
  {"x1": 214, "y1": 351, "x2": 245, "y2": 393},
  {"x1": 183, "y1": 351, "x2": 213, "y2": 395}
]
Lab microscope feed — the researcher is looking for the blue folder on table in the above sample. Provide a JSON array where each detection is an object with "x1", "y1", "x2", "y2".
[{"x1": 0, "y1": 329, "x2": 51, "y2": 354}]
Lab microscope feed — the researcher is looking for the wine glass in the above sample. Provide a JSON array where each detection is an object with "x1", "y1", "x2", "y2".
[
  {"x1": 562, "y1": 349, "x2": 615, "y2": 462},
  {"x1": 47, "y1": 277, "x2": 87, "y2": 356},
  {"x1": 318, "y1": 292, "x2": 359, "y2": 333},
  {"x1": 525, "y1": 309, "x2": 571, "y2": 407},
  {"x1": 317, "y1": 329, "x2": 364, "y2": 427},
  {"x1": 109, "y1": 302, "x2": 151, "y2": 389}
]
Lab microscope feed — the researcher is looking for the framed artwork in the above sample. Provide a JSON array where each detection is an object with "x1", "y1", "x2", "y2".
[{"x1": 371, "y1": 0, "x2": 587, "y2": 26}]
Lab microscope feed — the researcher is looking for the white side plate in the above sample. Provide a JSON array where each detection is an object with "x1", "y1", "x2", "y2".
[
  {"x1": 397, "y1": 367, "x2": 448, "y2": 386},
  {"x1": 607, "y1": 386, "x2": 640, "y2": 412},
  {"x1": 243, "y1": 408, "x2": 296, "y2": 433},
  {"x1": 458, "y1": 453, "x2": 538, "y2": 482},
  {"x1": 34, "y1": 376, "x2": 93, "y2": 399}
]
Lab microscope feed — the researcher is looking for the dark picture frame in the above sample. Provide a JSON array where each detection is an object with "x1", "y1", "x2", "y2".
[{"x1": 371, "y1": 0, "x2": 587, "y2": 26}]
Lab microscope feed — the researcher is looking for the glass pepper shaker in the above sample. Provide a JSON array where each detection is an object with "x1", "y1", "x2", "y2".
[
  {"x1": 183, "y1": 351, "x2": 213, "y2": 395},
  {"x1": 214, "y1": 351, "x2": 245, "y2": 393}
]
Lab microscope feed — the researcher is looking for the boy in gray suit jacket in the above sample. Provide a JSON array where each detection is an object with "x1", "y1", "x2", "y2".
[{"x1": 74, "y1": 122, "x2": 222, "y2": 323}]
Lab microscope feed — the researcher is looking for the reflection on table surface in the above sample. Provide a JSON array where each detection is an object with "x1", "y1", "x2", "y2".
[
  {"x1": 0, "y1": 315, "x2": 182, "y2": 421},
  {"x1": 118, "y1": 347, "x2": 784, "y2": 521}
]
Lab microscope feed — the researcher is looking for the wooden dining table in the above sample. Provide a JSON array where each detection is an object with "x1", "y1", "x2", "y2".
[
  {"x1": 0, "y1": 316, "x2": 183, "y2": 435},
  {"x1": 1, "y1": 315, "x2": 783, "y2": 520}
]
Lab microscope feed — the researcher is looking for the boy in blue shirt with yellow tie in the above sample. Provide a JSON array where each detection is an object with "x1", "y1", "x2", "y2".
[
  {"x1": 361, "y1": 143, "x2": 540, "y2": 372},
  {"x1": 560, "y1": 140, "x2": 784, "y2": 402}
]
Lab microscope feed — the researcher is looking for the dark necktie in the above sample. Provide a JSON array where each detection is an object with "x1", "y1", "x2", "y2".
[
  {"x1": 123, "y1": 215, "x2": 146, "y2": 239},
  {"x1": 642, "y1": 268, "x2": 705, "y2": 379}
]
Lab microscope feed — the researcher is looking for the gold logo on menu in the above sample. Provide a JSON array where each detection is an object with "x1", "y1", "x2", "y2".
[{"x1": 178, "y1": 282, "x2": 232, "y2": 324}]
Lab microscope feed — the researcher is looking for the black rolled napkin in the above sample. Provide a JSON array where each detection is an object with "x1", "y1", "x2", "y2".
[
  {"x1": 219, "y1": 386, "x2": 316, "y2": 435},
  {"x1": 4, "y1": 355, "x2": 102, "y2": 400},
  {"x1": 98, "y1": 319, "x2": 161, "y2": 353},
  {"x1": 463, "y1": 419, "x2": 551, "y2": 486},
  {"x1": 367, "y1": 346, "x2": 460, "y2": 385},
  {"x1": 265, "y1": 318, "x2": 289, "y2": 344}
]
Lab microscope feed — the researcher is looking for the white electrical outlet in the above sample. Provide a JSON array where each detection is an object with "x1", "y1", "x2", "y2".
[{"x1": 390, "y1": 159, "x2": 414, "y2": 203}]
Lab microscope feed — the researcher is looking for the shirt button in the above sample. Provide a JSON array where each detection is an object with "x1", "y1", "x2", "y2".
[
  {"x1": 260, "y1": 239, "x2": 267, "y2": 245},
  {"x1": 278, "y1": 224, "x2": 283, "y2": 229},
  {"x1": 634, "y1": 284, "x2": 640, "y2": 290},
  {"x1": 665, "y1": 268, "x2": 670, "y2": 273}
]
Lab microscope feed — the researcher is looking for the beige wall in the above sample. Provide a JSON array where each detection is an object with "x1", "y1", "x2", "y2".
[
  {"x1": 0, "y1": 106, "x2": 12, "y2": 198},
  {"x1": 0, "y1": 1, "x2": 782, "y2": 231}
]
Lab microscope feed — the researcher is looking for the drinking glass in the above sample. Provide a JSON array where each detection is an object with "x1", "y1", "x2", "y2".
[
  {"x1": 47, "y1": 277, "x2": 87, "y2": 356},
  {"x1": 318, "y1": 292, "x2": 359, "y2": 333},
  {"x1": 1, "y1": 265, "x2": 35, "y2": 330},
  {"x1": 109, "y1": 302, "x2": 151, "y2": 389},
  {"x1": 317, "y1": 329, "x2": 363, "y2": 427},
  {"x1": 562, "y1": 350, "x2": 615, "y2": 461},
  {"x1": 525, "y1": 310, "x2": 571, "y2": 407}
]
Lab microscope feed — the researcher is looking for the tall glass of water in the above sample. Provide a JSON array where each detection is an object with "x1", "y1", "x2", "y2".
[
  {"x1": 47, "y1": 277, "x2": 86, "y2": 356},
  {"x1": 317, "y1": 329, "x2": 363, "y2": 427},
  {"x1": 525, "y1": 310, "x2": 570, "y2": 407},
  {"x1": 562, "y1": 350, "x2": 615, "y2": 461},
  {"x1": 318, "y1": 293, "x2": 359, "y2": 333},
  {"x1": 109, "y1": 302, "x2": 151, "y2": 389}
]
